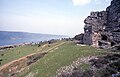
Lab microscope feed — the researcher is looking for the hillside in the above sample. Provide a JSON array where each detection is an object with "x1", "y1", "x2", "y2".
[
  {"x1": 0, "y1": 31, "x2": 67, "y2": 46},
  {"x1": 0, "y1": 40, "x2": 119, "y2": 77},
  {"x1": 0, "y1": 0, "x2": 120, "y2": 77},
  {"x1": 0, "y1": 40, "x2": 108, "y2": 77}
]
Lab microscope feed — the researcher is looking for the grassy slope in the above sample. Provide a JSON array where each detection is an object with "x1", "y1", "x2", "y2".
[
  {"x1": 0, "y1": 45, "x2": 38, "y2": 66},
  {"x1": 0, "y1": 41, "x2": 63, "y2": 66},
  {"x1": 19, "y1": 41, "x2": 107, "y2": 77}
]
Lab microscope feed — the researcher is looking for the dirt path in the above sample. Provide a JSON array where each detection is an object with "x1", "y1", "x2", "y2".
[
  {"x1": 0, "y1": 42, "x2": 65, "y2": 71},
  {"x1": 45, "y1": 42, "x2": 65, "y2": 53}
]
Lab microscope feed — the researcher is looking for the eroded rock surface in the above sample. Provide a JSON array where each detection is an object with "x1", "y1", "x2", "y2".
[{"x1": 75, "y1": 0, "x2": 120, "y2": 49}]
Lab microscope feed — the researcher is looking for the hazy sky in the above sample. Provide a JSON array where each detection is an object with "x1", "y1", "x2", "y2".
[{"x1": 0, "y1": 0, "x2": 111, "y2": 36}]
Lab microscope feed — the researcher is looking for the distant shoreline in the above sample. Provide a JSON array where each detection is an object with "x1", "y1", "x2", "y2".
[{"x1": 0, "y1": 31, "x2": 69, "y2": 46}]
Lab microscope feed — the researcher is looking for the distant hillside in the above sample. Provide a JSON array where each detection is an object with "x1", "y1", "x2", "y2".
[{"x1": 0, "y1": 31, "x2": 68, "y2": 46}]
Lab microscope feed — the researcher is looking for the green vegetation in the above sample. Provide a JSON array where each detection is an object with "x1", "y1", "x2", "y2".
[
  {"x1": 0, "y1": 45, "x2": 38, "y2": 66},
  {"x1": 0, "y1": 41, "x2": 63, "y2": 66},
  {"x1": 18, "y1": 41, "x2": 107, "y2": 77}
]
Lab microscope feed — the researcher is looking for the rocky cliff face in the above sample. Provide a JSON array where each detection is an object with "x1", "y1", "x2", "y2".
[
  {"x1": 106, "y1": 0, "x2": 120, "y2": 43},
  {"x1": 75, "y1": 0, "x2": 120, "y2": 49},
  {"x1": 84, "y1": 11, "x2": 107, "y2": 47}
]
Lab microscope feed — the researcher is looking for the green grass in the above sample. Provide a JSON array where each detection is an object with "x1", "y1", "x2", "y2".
[
  {"x1": 0, "y1": 45, "x2": 38, "y2": 66},
  {"x1": 18, "y1": 41, "x2": 107, "y2": 77},
  {"x1": 0, "y1": 41, "x2": 63, "y2": 66},
  {"x1": 79, "y1": 63, "x2": 90, "y2": 70}
]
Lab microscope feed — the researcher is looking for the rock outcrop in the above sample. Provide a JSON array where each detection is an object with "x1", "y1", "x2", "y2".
[
  {"x1": 74, "y1": 34, "x2": 84, "y2": 44},
  {"x1": 75, "y1": 0, "x2": 120, "y2": 49},
  {"x1": 84, "y1": 11, "x2": 107, "y2": 46},
  {"x1": 56, "y1": 54, "x2": 120, "y2": 77},
  {"x1": 106, "y1": 0, "x2": 120, "y2": 44}
]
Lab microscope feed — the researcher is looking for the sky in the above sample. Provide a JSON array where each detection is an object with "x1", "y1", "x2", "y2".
[{"x1": 0, "y1": 0, "x2": 111, "y2": 36}]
